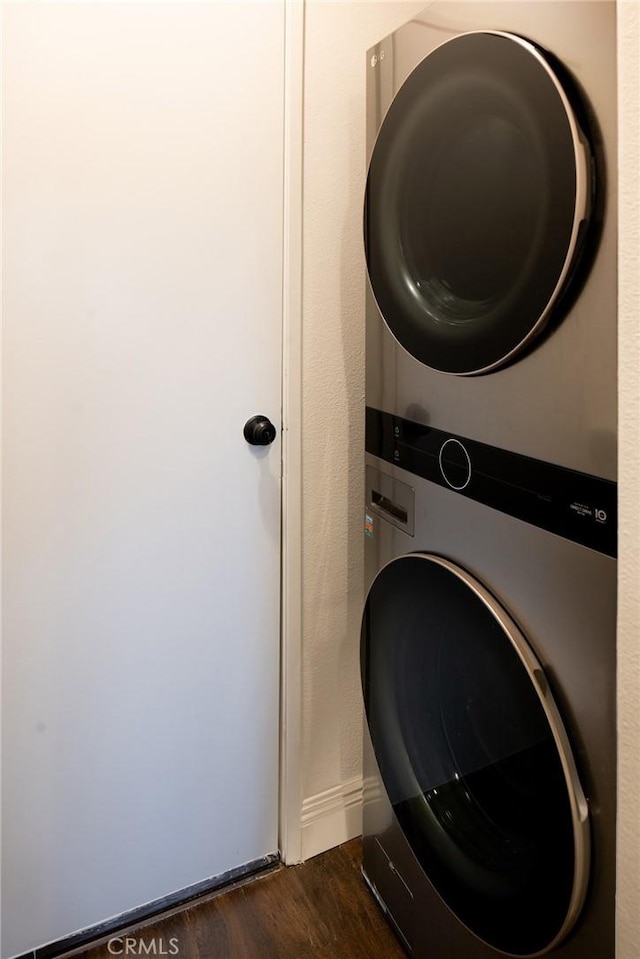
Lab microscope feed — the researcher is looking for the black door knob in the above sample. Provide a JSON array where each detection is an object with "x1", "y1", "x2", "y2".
[{"x1": 243, "y1": 415, "x2": 277, "y2": 446}]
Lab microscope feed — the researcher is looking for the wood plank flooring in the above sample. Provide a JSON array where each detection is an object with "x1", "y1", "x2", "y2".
[{"x1": 65, "y1": 840, "x2": 407, "y2": 959}]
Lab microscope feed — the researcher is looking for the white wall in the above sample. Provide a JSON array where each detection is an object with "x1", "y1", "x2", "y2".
[
  {"x1": 616, "y1": 2, "x2": 640, "y2": 956},
  {"x1": 300, "y1": 0, "x2": 424, "y2": 859}
]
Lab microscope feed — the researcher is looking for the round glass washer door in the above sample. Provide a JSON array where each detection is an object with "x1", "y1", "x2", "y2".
[
  {"x1": 361, "y1": 553, "x2": 590, "y2": 956},
  {"x1": 364, "y1": 31, "x2": 595, "y2": 375}
]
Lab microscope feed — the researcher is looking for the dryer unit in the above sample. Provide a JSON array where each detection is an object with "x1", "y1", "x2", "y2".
[{"x1": 364, "y1": 1, "x2": 616, "y2": 478}]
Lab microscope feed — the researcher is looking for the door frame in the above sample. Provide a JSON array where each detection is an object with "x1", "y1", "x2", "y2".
[{"x1": 279, "y1": 0, "x2": 305, "y2": 866}]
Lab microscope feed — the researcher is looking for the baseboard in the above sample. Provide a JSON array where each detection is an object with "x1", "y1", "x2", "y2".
[{"x1": 300, "y1": 776, "x2": 363, "y2": 861}]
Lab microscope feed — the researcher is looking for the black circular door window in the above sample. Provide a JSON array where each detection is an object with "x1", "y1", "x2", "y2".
[
  {"x1": 361, "y1": 554, "x2": 590, "y2": 956},
  {"x1": 364, "y1": 31, "x2": 596, "y2": 375}
]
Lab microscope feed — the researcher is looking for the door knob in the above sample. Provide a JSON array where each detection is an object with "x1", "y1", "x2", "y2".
[{"x1": 243, "y1": 415, "x2": 277, "y2": 446}]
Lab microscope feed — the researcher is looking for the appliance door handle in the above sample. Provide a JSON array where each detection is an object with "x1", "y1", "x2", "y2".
[{"x1": 371, "y1": 489, "x2": 408, "y2": 525}]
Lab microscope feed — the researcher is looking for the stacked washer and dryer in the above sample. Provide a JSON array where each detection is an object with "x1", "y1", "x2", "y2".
[{"x1": 360, "y1": 4, "x2": 616, "y2": 959}]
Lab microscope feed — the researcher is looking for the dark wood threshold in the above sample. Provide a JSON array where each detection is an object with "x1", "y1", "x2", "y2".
[
  {"x1": 54, "y1": 839, "x2": 407, "y2": 959},
  {"x1": 21, "y1": 853, "x2": 280, "y2": 959}
]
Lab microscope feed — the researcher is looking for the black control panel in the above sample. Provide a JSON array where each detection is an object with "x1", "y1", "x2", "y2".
[{"x1": 366, "y1": 407, "x2": 617, "y2": 558}]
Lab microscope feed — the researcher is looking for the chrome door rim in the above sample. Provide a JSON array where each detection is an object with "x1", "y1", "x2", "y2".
[{"x1": 364, "y1": 30, "x2": 592, "y2": 376}]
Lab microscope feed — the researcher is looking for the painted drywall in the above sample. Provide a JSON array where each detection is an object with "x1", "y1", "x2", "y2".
[
  {"x1": 300, "y1": 0, "x2": 423, "y2": 854},
  {"x1": 617, "y1": 3, "x2": 640, "y2": 956}
]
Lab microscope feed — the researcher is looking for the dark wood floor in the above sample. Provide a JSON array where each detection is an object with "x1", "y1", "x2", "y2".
[{"x1": 67, "y1": 840, "x2": 407, "y2": 959}]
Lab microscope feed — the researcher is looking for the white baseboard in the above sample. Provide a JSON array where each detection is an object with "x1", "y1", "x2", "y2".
[{"x1": 300, "y1": 776, "x2": 363, "y2": 861}]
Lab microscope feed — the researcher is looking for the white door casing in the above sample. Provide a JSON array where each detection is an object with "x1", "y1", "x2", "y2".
[{"x1": 0, "y1": 2, "x2": 296, "y2": 955}]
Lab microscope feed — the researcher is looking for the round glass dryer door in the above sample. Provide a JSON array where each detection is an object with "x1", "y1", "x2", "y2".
[
  {"x1": 361, "y1": 554, "x2": 590, "y2": 956},
  {"x1": 364, "y1": 31, "x2": 596, "y2": 375}
]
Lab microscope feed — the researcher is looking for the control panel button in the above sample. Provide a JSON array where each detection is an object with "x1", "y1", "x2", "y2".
[{"x1": 439, "y1": 439, "x2": 471, "y2": 490}]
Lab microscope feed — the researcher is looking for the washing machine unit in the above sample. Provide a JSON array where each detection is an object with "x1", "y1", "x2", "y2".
[
  {"x1": 361, "y1": 3, "x2": 617, "y2": 958},
  {"x1": 361, "y1": 425, "x2": 616, "y2": 958}
]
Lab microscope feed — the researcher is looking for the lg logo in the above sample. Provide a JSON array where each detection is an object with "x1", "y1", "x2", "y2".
[{"x1": 107, "y1": 938, "x2": 179, "y2": 956}]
